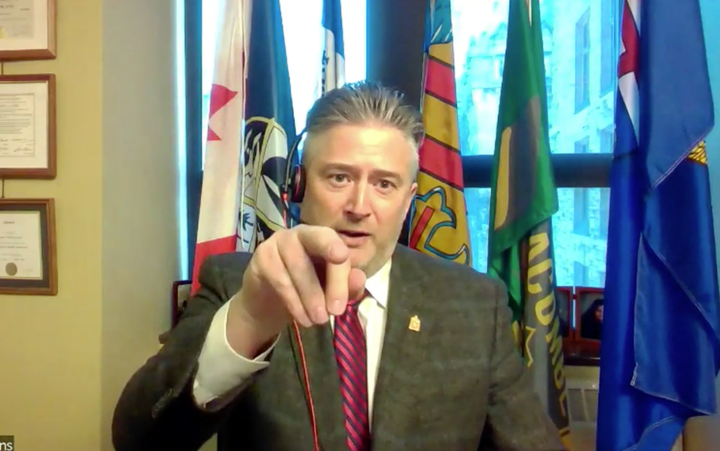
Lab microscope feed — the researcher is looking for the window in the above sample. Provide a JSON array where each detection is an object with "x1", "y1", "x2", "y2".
[
  {"x1": 494, "y1": 58, "x2": 504, "y2": 79},
  {"x1": 574, "y1": 261, "x2": 588, "y2": 286},
  {"x1": 599, "y1": 125, "x2": 614, "y2": 154},
  {"x1": 189, "y1": 0, "x2": 620, "y2": 289},
  {"x1": 600, "y1": 0, "x2": 619, "y2": 94},
  {"x1": 599, "y1": 188, "x2": 610, "y2": 239},
  {"x1": 573, "y1": 138, "x2": 589, "y2": 235},
  {"x1": 201, "y1": 0, "x2": 367, "y2": 164},
  {"x1": 453, "y1": 0, "x2": 620, "y2": 287},
  {"x1": 574, "y1": 8, "x2": 590, "y2": 112},
  {"x1": 573, "y1": 189, "x2": 590, "y2": 235}
]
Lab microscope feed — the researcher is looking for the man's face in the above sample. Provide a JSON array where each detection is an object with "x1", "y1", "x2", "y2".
[{"x1": 299, "y1": 123, "x2": 418, "y2": 277}]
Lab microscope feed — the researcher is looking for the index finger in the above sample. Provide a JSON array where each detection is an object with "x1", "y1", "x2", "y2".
[
  {"x1": 295, "y1": 225, "x2": 349, "y2": 264},
  {"x1": 325, "y1": 258, "x2": 351, "y2": 316}
]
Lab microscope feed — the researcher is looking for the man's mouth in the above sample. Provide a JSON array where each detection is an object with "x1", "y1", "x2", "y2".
[{"x1": 337, "y1": 230, "x2": 370, "y2": 238}]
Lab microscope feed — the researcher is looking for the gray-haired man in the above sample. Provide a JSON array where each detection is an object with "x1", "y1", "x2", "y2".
[{"x1": 112, "y1": 81, "x2": 566, "y2": 451}]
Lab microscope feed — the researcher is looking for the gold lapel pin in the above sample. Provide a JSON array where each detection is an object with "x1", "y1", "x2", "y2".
[{"x1": 408, "y1": 315, "x2": 421, "y2": 332}]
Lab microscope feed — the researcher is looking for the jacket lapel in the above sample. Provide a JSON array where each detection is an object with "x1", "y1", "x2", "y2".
[
  {"x1": 288, "y1": 322, "x2": 348, "y2": 451},
  {"x1": 370, "y1": 249, "x2": 429, "y2": 449},
  {"x1": 287, "y1": 247, "x2": 431, "y2": 450}
]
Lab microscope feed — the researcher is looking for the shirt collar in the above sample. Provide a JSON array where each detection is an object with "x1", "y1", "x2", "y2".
[{"x1": 364, "y1": 258, "x2": 391, "y2": 309}]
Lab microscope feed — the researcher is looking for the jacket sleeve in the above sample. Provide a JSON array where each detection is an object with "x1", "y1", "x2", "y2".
[
  {"x1": 479, "y1": 279, "x2": 568, "y2": 451},
  {"x1": 111, "y1": 253, "x2": 255, "y2": 451}
]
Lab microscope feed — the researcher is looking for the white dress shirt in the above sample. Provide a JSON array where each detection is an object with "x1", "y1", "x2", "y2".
[{"x1": 193, "y1": 259, "x2": 392, "y2": 423}]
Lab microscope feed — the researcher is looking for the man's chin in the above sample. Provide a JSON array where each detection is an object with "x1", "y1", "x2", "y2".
[{"x1": 348, "y1": 249, "x2": 372, "y2": 270}]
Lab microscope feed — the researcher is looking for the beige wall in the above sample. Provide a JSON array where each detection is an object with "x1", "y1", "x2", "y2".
[
  {"x1": 0, "y1": 0, "x2": 182, "y2": 449},
  {"x1": 100, "y1": 0, "x2": 181, "y2": 449}
]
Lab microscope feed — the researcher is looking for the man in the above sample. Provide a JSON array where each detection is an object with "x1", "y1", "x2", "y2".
[{"x1": 112, "y1": 82, "x2": 565, "y2": 451}]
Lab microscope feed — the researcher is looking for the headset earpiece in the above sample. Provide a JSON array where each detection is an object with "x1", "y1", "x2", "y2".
[
  {"x1": 289, "y1": 165, "x2": 306, "y2": 203},
  {"x1": 282, "y1": 128, "x2": 307, "y2": 226}
]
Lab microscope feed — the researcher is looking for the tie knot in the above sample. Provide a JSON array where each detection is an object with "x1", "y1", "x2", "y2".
[{"x1": 346, "y1": 291, "x2": 367, "y2": 309}]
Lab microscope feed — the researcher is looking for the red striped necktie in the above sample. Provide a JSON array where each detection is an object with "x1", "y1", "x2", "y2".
[{"x1": 333, "y1": 297, "x2": 371, "y2": 451}]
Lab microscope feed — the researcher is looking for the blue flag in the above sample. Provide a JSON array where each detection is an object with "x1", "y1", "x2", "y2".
[
  {"x1": 597, "y1": 1, "x2": 720, "y2": 450},
  {"x1": 238, "y1": 0, "x2": 297, "y2": 250},
  {"x1": 319, "y1": 0, "x2": 345, "y2": 96}
]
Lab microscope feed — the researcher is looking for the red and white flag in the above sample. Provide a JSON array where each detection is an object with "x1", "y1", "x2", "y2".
[{"x1": 191, "y1": 0, "x2": 253, "y2": 294}]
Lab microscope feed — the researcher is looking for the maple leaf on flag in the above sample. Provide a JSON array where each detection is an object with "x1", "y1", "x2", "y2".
[{"x1": 207, "y1": 83, "x2": 238, "y2": 142}]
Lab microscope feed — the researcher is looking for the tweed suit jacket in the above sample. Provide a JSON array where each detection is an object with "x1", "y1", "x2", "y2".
[{"x1": 112, "y1": 245, "x2": 566, "y2": 451}]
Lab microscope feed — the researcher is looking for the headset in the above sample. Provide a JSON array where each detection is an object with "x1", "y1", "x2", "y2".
[{"x1": 281, "y1": 127, "x2": 308, "y2": 227}]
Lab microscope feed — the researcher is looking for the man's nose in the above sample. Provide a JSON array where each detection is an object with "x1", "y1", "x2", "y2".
[{"x1": 345, "y1": 181, "x2": 372, "y2": 217}]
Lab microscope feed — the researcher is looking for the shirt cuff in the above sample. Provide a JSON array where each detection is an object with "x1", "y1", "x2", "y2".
[{"x1": 192, "y1": 294, "x2": 277, "y2": 409}]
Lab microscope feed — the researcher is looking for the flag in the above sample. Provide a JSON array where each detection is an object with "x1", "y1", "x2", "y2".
[
  {"x1": 191, "y1": 0, "x2": 251, "y2": 294},
  {"x1": 486, "y1": 0, "x2": 571, "y2": 446},
  {"x1": 406, "y1": 0, "x2": 471, "y2": 265},
  {"x1": 596, "y1": 1, "x2": 720, "y2": 449},
  {"x1": 318, "y1": 0, "x2": 345, "y2": 96},
  {"x1": 191, "y1": 0, "x2": 296, "y2": 293},
  {"x1": 238, "y1": 0, "x2": 297, "y2": 252}
]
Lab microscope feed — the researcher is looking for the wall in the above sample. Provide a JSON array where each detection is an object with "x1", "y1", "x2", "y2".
[
  {"x1": 0, "y1": 1, "x2": 103, "y2": 449},
  {"x1": 100, "y1": 0, "x2": 181, "y2": 449},
  {"x1": 0, "y1": 0, "x2": 181, "y2": 449}
]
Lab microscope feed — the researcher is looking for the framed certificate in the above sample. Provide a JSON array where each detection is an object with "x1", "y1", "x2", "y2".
[
  {"x1": 0, "y1": 198, "x2": 56, "y2": 295},
  {"x1": 171, "y1": 279, "x2": 192, "y2": 327},
  {"x1": 0, "y1": 73, "x2": 56, "y2": 179},
  {"x1": 0, "y1": 0, "x2": 56, "y2": 61}
]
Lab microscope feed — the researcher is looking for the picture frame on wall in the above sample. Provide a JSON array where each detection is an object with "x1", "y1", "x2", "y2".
[
  {"x1": 0, "y1": 73, "x2": 56, "y2": 179},
  {"x1": 575, "y1": 286, "x2": 605, "y2": 355},
  {"x1": 171, "y1": 279, "x2": 192, "y2": 327},
  {"x1": 0, "y1": 0, "x2": 57, "y2": 61},
  {"x1": 0, "y1": 198, "x2": 57, "y2": 295}
]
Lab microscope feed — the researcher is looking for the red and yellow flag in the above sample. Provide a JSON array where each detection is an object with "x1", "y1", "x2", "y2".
[{"x1": 407, "y1": 0, "x2": 471, "y2": 265}]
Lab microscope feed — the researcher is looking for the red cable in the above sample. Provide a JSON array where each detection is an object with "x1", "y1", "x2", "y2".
[
  {"x1": 286, "y1": 186, "x2": 318, "y2": 450},
  {"x1": 293, "y1": 321, "x2": 320, "y2": 451},
  {"x1": 281, "y1": 192, "x2": 290, "y2": 228}
]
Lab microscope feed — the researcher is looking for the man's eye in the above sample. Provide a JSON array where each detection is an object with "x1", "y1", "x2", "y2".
[
  {"x1": 331, "y1": 174, "x2": 349, "y2": 183},
  {"x1": 378, "y1": 180, "x2": 395, "y2": 190}
]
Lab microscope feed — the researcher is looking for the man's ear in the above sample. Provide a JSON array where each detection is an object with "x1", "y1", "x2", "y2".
[{"x1": 404, "y1": 182, "x2": 418, "y2": 215}]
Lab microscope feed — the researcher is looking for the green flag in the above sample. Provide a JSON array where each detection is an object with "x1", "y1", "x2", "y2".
[{"x1": 487, "y1": 0, "x2": 571, "y2": 447}]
